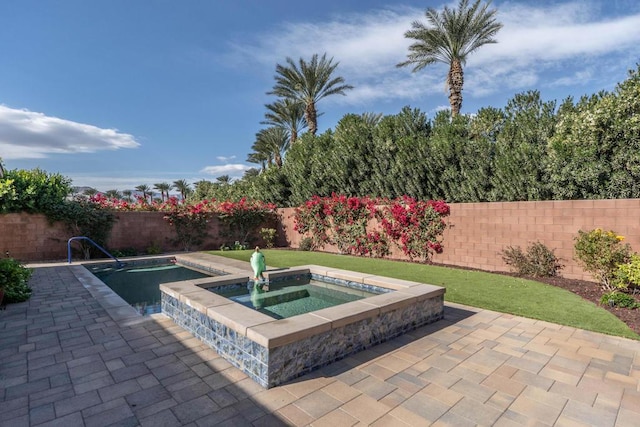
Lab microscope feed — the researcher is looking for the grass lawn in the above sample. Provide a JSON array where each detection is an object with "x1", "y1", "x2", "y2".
[{"x1": 210, "y1": 249, "x2": 639, "y2": 340}]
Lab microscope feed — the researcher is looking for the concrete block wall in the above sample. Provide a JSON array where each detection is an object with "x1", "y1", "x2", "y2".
[
  {"x1": 0, "y1": 212, "x2": 226, "y2": 262},
  {"x1": 0, "y1": 213, "x2": 69, "y2": 261},
  {"x1": 279, "y1": 199, "x2": 640, "y2": 281},
  {"x1": 3, "y1": 199, "x2": 640, "y2": 281}
]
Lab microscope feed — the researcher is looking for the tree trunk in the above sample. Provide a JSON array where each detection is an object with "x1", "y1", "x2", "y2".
[
  {"x1": 305, "y1": 102, "x2": 318, "y2": 135},
  {"x1": 448, "y1": 59, "x2": 464, "y2": 117},
  {"x1": 291, "y1": 129, "x2": 298, "y2": 144}
]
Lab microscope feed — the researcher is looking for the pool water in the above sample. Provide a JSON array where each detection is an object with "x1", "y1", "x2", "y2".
[
  {"x1": 213, "y1": 279, "x2": 380, "y2": 319},
  {"x1": 90, "y1": 262, "x2": 212, "y2": 315}
]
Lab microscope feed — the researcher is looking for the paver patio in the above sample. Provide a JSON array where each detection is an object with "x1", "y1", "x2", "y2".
[{"x1": 1, "y1": 258, "x2": 639, "y2": 426}]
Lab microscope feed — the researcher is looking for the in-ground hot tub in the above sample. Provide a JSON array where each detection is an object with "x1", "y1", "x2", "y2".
[{"x1": 160, "y1": 254, "x2": 445, "y2": 388}]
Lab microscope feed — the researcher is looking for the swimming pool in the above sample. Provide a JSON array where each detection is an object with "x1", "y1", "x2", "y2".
[{"x1": 87, "y1": 259, "x2": 216, "y2": 315}]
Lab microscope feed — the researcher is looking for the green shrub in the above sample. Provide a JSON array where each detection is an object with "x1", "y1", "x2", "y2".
[
  {"x1": 600, "y1": 291, "x2": 639, "y2": 309},
  {"x1": 232, "y1": 241, "x2": 247, "y2": 251},
  {"x1": 0, "y1": 258, "x2": 33, "y2": 304},
  {"x1": 0, "y1": 168, "x2": 71, "y2": 214},
  {"x1": 111, "y1": 248, "x2": 138, "y2": 258},
  {"x1": 613, "y1": 253, "x2": 640, "y2": 291},
  {"x1": 501, "y1": 241, "x2": 563, "y2": 277},
  {"x1": 146, "y1": 242, "x2": 163, "y2": 255},
  {"x1": 299, "y1": 237, "x2": 314, "y2": 251},
  {"x1": 260, "y1": 228, "x2": 277, "y2": 248},
  {"x1": 49, "y1": 198, "x2": 116, "y2": 259},
  {"x1": 574, "y1": 229, "x2": 631, "y2": 291}
]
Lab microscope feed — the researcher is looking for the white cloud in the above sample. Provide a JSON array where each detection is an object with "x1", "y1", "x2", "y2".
[
  {"x1": 200, "y1": 164, "x2": 250, "y2": 176},
  {"x1": 216, "y1": 155, "x2": 236, "y2": 161},
  {"x1": 549, "y1": 69, "x2": 595, "y2": 88},
  {"x1": 229, "y1": 1, "x2": 640, "y2": 106},
  {"x1": 62, "y1": 164, "x2": 252, "y2": 192},
  {"x1": 0, "y1": 105, "x2": 140, "y2": 160}
]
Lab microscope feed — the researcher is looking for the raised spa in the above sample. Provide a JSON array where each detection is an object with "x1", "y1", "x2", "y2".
[
  {"x1": 160, "y1": 253, "x2": 445, "y2": 388},
  {"x1": 212, "y1": 275, "x2": 387, "y2": 319}
]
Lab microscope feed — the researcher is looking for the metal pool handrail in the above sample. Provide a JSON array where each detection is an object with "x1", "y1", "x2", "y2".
[{"x1": 67, "y1": 236, "x2": 124, "y2": 267}]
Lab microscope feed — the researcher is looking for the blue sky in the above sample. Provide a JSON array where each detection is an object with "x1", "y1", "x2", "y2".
[{"x1": 1, "y1": 0, "x2": 639, "y2": 192}]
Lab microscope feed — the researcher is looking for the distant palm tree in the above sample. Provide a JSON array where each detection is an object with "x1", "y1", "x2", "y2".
[
  {"x1": 216, "y1": 175, "x2": 232, "y2": 185},
  {"x1": 397, "y1": 0, "x2": 502, "y2": 117},
  {"x1": 246, "y1": 152, "x2": 270, "y2": 172},
  {"x1": 153, "y1": 182, "x2": 171, "y2": 202},
  {"x1": 83, "y1": 188, "x2": 99, "y2": 197},
  {"x1": 254, "y1": 127, "x2": 290, "y2": 168},
  {"x1": 135, "y1": 184, "x2": 151, "y2": 203},
  {"x1": 243, "y1": 168, "x2": 260, "y2": 179},
  {"x1": 172, "y1": 179, "x2": 191, "y2": 200},
  {"x1": 105, "y1": 189, "x2": 121, "y2": 199},
  {"x1": 122, "y1": 190, "x2": 133, "y2": 202},
  {"x1": 262, "y1": 98, "x2": 307, "y2": 145},
  {"x1": 0, "y1": 157, "x2": 6, "y2": 178},
  {"x1": 268, "y1": 53, "x2": 353, "y2": 135}
]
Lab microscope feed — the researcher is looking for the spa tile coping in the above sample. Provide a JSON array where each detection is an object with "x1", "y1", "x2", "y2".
[{"x1": 161, "y1": 261, "x2": 446, "y2": 350}]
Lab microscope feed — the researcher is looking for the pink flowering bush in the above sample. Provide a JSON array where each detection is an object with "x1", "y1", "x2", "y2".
[
  {"x1": 216, "y1": 198, "x2": 277, "y2": 245},
  {"x1": 292, "y1": 195, "x2": 331, "y2": 250},
  {"x1": 378, "y1": 196, "x2": 450, "y2": 261},
  {"x1": 293, "y1": 194, "x2": 384, "y2": 256},
  {"x1": 86, "y1": 194, "x2": 276, "y2": 251},
  {"x1": 293, "y1": 194, "x2": 449, "y2": 261},
  {"x1": 163, "y1": 198, "x2": 218, "y2": 251}
]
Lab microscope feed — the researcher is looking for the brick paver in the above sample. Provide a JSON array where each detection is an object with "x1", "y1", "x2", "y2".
[{"x1": 1, "y1": 262, "x2": 639, "y2": 426}]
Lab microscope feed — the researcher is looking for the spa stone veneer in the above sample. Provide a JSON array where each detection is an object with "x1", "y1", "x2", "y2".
[{"x1": 161, "y1": 259, "x2": 445, "y2": 388}]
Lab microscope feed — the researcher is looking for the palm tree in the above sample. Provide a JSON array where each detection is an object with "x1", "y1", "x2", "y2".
[
  {"x1": 105, "y1": 189, "x2": 121, "y2": 199},
  {"x1": 172, "y1": 179, "x2": 191, "y2": 200},
  {"x1": 0, "y1": 157, "x2": 5, "y2": 178},
  {"x1": 122, "y1": 189, "x2": 133, "y2": 202},
  {"x1": 249, "y1": 136, "x2": 275, "y2": 169},
  {"x1": 397, "y1": 0, "x2": 502, "y2": 117},
  {"x1": 262, "y1": 98, "x2": 307, "y2": 145},
  {"x1": 268, "y1": 53, "x2": 353, "y2": 135},
  {"x1": 216, "y1": 175, "x2": 232, "y2": 185},
  {"x1": 153, "y1": 182, "x2": 171, "y2": 202},
  {"x1": 254, "y1": 127, "x2": 290, "y2": 168},
  {"x1": 135, "y1": 184, "x2": 151, "y2": 203},
  {"x1": 83, "y1": 188, "x2": 99, "y2": 197},
  {"x1": 246, "y1": 152, "x2": 270, "y2": 172},
  {"x1": 243, "y1": 168, "x2": 260, "y2": 179}
]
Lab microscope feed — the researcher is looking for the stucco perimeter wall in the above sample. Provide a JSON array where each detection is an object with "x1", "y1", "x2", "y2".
[
  {"x1": 0, "y1": 212, "x2": 225, "y2": 262},
  {"x1": 278, "y1": 199, "x2": 640, "y2": 281}
]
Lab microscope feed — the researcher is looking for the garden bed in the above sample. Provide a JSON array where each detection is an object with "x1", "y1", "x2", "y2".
[{"x1": 533, "y1": 275, "x2": 640, "y2": 336}]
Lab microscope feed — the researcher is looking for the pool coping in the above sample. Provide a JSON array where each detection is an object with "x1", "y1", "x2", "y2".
[
  {"x1": 161, "y1": 253, "x2": 445, "y2": 387},
  {"x1": 161, "y1": 261, "x2": 445, "y2": 349}
]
